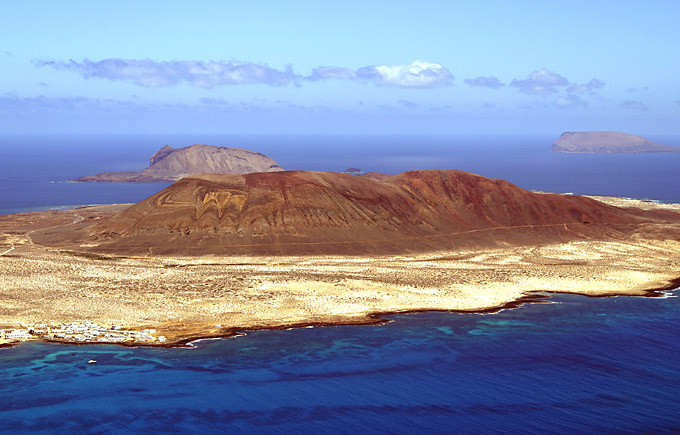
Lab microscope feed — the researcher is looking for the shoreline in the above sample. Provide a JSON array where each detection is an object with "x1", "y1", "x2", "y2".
[
  {"x1": 2, "y1": 195, "x2": 680, "y2": 350},
  {"x1": 2, "y1": 283, "x2": 677, "y2": 350}
]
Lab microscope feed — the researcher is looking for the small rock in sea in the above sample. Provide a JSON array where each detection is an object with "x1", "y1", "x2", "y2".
[{"x1": 343, "y1": 167, "x2": 364, "y2": 174}]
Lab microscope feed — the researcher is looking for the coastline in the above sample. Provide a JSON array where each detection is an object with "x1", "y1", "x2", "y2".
[
  {"x1": 3, "y1": 285, "x2": 679, "y2": 350},
  {"x1": 1, "y1": 197, "x2": 680, "y2": 349},
  {"x1": 2, "y1": 280, "x2": 678, "y2": 350}
]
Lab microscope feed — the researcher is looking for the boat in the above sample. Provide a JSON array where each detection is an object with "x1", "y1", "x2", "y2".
[{"x1": 87, "y1": 359, "x2": 97, "y2": 364}]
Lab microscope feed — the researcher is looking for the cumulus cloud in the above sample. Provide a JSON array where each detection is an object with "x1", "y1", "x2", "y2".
[
  {"x1": 36, "y1": 58, "x2": 453, "y2": 89},
  {"x1": 620, "y1": 100, "x2": 649, "y2": 111},
  {"x1": 306, "y1": 61, "x2": 453, "y2": 88},
  {"x1": 553, "y1": 94, "x2": 588, "y2": 109},
  {"x1": 567, "y1": 79, "x2": 605, "y2": 94},
  {"x1": 35, "y1": 58, "x2": 297, "y2": 88},
  {"x1": 464, "y1": 76, "x2": 503, "y2": 89},
  {"x1": 510, "y1": 68, "x2": 568, "y2": 95},
  {"x1": 355, "y1": 60, "x2": 453, "y2": 88}
]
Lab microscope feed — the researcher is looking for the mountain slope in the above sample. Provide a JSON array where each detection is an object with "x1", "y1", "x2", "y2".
[{"x1": 65, "y1": 170, "x2": 680, "y2": 255}]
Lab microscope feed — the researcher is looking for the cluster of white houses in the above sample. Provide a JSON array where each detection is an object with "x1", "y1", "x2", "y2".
[
  {"x1": 0, "y1": 321, "x2": 166, "y2": 344},
  {"x1": 1, "y1": 323, "x2": 31, "y2": 341}
]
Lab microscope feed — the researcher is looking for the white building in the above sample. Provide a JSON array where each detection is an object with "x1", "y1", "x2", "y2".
[{"x1": 1, "y1": 323, "x2": 30, "y2": 340}]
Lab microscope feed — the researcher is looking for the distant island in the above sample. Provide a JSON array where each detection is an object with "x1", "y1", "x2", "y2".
[
  {"x1": 552, "y1": 131, "x2": 680, "y2": 154},
  {"x1": 74, "y1": 144, "x2": 284, "y2": 182},
  {"x1": 343, "y1": 167, "x2": 364, "y2": 175}
]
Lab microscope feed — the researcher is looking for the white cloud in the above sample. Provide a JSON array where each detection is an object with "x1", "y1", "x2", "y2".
[
  {"x1": 355, "y1": 60, "x2": 453, "y2": 88},
  {"x1": 37, "y1": 58, "x2": 453, "y2": 89},
  {"x1": 510, "y1": 68, "x2": 569, "y2": 95}
]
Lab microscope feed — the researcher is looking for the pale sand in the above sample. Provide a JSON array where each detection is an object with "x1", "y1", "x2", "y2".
[
  {"x1": 1, "y1": 227, "x2": 679, "y2": 344},
  {"x1": 533, "y1": 192, "x2": 680, "y2": 211},
  {"x1": 584, "y1": 195, "x2": 680, "y2": 211}
]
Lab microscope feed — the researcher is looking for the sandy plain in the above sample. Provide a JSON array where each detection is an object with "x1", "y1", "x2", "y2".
[{"x1": 1, "y1": 198, "x2": 679, "y2": 346}]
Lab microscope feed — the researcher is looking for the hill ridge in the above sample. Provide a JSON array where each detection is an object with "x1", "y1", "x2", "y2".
[{"x1": 45, "y1": 169, "x2": 679, "y2": 255}]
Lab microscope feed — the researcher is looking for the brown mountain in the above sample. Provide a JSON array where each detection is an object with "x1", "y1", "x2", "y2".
[
  {"x1": 74, "y1": 144, "x2": 284, "y2": 182},
  {"x1": 45, "y1": 170, "x2": 679, "y2": 256},
  {"x1": 552, "y1": 131, "x2": 680, "y2": 154}
]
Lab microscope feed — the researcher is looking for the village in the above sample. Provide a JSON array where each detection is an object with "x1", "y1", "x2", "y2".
[{"x1": 0, "y1": 321, "x2": 166, "y2": 346}]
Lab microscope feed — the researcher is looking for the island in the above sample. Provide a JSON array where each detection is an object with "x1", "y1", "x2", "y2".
[
  {"x1": 74, "y1": 144, "x2": 284, "y2": 182},
  {"x1": 343, "y1": 167, "x2": 364, "y2": 175},
  {"x1": 552, "y1": 131, "x2": 680, "y2": 154},
  {"x1": 1, "y1": 169, "x2": 680, "y2": 347}
]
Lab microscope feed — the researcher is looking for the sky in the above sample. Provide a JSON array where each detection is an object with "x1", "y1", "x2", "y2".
[{"x1": 2, "y1": 0, "x2": 679, "y2": 135}]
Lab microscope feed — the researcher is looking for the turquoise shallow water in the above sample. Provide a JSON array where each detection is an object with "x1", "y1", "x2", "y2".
[{"x1": 2, "y1": 292, "x2": 679, "y2": 433}]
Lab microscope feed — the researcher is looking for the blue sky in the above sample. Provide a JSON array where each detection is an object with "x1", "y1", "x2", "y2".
[{"x1": 2, "y1": 0, "x2": 679, "y2": 135}]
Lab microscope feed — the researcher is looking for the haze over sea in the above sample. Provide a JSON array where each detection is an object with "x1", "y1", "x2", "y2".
[{"x1": 1, "y1": 134, "x2": 680, "y2": 433}]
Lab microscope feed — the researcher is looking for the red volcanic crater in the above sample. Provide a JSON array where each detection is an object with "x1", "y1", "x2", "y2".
[{"x1": 35, "y1": 170, "x2": 680, "y2": 255}]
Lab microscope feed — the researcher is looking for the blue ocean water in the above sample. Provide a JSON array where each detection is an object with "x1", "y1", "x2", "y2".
[
  {"x1": 1, "y1": 133, "x2": 679, "y2": 215},
  {"x1": 1, "y1": 292, "x2": 679, "y2": 433},
  {"x1": 1, "y1": 134, "x2": 680, "y2": 433}
]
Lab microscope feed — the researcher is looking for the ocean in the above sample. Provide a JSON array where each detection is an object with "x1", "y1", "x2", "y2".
[
  {"x1": 1, "y1": 134, "x2": 679, "y2": 433},
  {"x1": 1, "y1": 133, "x2": 680, "y2": 215},
  {"x1": 1, "y1": 293, "x2": 679, "y2": 433}
]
